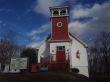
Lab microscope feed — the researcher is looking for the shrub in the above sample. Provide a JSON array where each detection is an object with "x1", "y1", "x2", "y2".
[{"x1": 71, "y1": 68, "x2": 79, "y2": 73}]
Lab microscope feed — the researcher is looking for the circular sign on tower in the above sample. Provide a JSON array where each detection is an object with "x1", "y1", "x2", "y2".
[{"x1": 57, "y1": 22, "x2": 63, "y2": 27}]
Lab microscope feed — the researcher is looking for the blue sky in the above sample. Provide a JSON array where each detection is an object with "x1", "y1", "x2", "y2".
[{"x1": 0, "y1": 0, "x2": 110, "y2": 47}]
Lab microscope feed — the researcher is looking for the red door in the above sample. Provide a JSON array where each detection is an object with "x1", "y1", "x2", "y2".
[{"x1": 56, "y1": 51, "x2": 65, "y2": 62}]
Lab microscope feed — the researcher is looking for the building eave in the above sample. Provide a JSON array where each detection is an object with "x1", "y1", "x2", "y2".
[
  {"x1": 49, "y1": 6, "x2": 69, "y2": 10},
  {"x1": 48, "y1": 39, "x2": 72, "y2": 43},
  {"x1": 39, "y1": 33, "x2": 88, "y2": 48},
  {"x1": 69, "y1": 33, "x2": 88, "y2": 48}
]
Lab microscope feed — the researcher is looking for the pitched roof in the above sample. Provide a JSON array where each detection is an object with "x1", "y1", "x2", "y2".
[
  {"x1": 69, "y1": 33, "x2": 88, "y2": 48},
  {"x1": 45, "y1": 33, "x2": 88, "y2": 48}
]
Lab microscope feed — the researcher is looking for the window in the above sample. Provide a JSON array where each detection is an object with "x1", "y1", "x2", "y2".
[
  {"x1": 60, "y1": 8, "x2": 66, "y2": 15},
  {"x1": 57, "y1": 22, "x2": 63, "y2": 27},
  {"x1": 53, "y1": 9, "x2": 59, "y2": 16},
  {"x1": 56, "y1": 46, "x2": 65, "y2": 51}
]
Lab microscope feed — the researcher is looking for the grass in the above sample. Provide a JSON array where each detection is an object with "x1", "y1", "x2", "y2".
[
  {"x1": 90, "y1": 75, "x2": 110, "y2": 82},
  {"x1": 0, "y1": 72, "x2": 94, "y2": 82}
]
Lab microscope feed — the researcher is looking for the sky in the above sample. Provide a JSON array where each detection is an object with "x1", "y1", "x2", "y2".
[{"x1": 0, "y1": 0, "x2": 110, "y2": 47}]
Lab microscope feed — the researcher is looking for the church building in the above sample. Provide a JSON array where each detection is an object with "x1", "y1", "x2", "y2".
[{"x1": 37, "y1": 6, "x2": 89, "y2": 77}]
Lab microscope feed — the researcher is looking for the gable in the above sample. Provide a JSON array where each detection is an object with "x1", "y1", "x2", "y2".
[
  {"x1": 45, "y1": 33, "x2": 88, "y2": 48},
  {"x1": 69, "y1": 33, "x2": 88, "y2": 48}
]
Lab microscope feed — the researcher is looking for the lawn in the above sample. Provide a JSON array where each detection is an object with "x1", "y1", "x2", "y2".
[{"x1": 0, "y1": 72, "x2": 94, "y2": 82}]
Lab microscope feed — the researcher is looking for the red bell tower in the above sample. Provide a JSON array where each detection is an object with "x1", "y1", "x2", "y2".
[{"x1": 50, "y1": 6, "x2": 70, "y2": 41}]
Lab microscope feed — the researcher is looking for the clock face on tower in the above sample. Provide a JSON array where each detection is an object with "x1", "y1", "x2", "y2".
[{"x1": 57, "y1": 22, "x2": 63, "y2": 27}]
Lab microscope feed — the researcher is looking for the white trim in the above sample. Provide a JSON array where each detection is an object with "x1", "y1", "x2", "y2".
[
  {"x1": 51, "y1": 15, "x2": 69, "y2": 18},
  {"x1": 66, "y1": 8, "x2": 68, "y2": 15},
  {"x1": 58, "y1": 9, "x2": 60, "y2": 16},
  {"x1": 57, "y1": 22, "x2": 63, "y2": 27},
  {"x1": 49, "y1": 6, "x2": 69, "y2": 10},
  {"x1": 69, "y1": 34, "x2": 88, "y2": 48},
  {"x1": 51, "y1": 9, "x2": 53, "y2": 17}
]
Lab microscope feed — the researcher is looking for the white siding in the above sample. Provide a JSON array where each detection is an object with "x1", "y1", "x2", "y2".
[
  {"x1": 37, "y1": 35, "x2": 89, "y2": 77},
  {"x1": 50, "y1": 42, "x2": 71, "y2": 60},
  {"x1": 70, "y1": 35, "x2": 89, "y2": 77},
  {"x1": 38, "y1": 41, "x2": 50, "y2": 63},
  {"x1": 73, "y1": 66, "x2": 89, "y2": 77}
]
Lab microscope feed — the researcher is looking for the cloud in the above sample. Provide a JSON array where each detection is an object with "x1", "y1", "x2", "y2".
[
  {"x1": 27, "y1": 23, "x2": 50, "y2": 45},
  {"x1": 31, "y1": 36, "x2": 41, "y2": 41},
  {"x1": 70, "y1": 5, "x2": 90, "y2": 19},
  {"x1": 26, "y1": 38, "x2": 45, "y2": 48},
  {"x1": 69, "y1": 21, "x2": 88, "y2": 36},
  {"x1": 34, "y1": 0, "x2": 65, "y2": 16},
  {"x1": 27, "y1": 23, "x2": 50, "y2": 37},
  {"x1": 26, "y1": 41, "x2": 43, "y2": 48},
  {"x1": 69, "y1": 1, "x2": 110, "y2": 39},
  {"x1": 28, "y1": 0, "x2": 110, "y2": 47}
]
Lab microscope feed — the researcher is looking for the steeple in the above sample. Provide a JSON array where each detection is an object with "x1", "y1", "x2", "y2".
[
  {"x1": 49, "y1": 6, "x2": 69, "y2": 17},
  {"x1": 49, "y1": 6, "x2": 70, "y2": 41}
]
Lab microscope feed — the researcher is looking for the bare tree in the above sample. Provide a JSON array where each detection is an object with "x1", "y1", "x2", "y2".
[
  {"x1": 89, "y1": 32, "x2": 110, "y2": 76},
  {"x1": 0, "y1": 38, "x2": 19, "y2": 65},
  {"x1": 99, "y1": 32, "x2": 110, "y2": 75}
]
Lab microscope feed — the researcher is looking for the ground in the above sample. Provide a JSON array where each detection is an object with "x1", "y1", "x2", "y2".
[
  {"x1": 0, "y1": 72, "x2": 93, "y2": 82},
  {"x1": 90, "y1": 75, "x2": 110, "y2": 82}
]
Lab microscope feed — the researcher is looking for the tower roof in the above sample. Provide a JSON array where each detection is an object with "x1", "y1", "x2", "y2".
[
  {"x1": 49, "y1": 6, "x2": 69, "y2": 10},
  {"x1": 49, "y1": 6, "x2": 69, "y2": 17}
]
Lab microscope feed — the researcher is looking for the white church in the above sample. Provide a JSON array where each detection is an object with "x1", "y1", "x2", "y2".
[{"x1": 37, "y1": 6, "x2": 89, "y2": 77}]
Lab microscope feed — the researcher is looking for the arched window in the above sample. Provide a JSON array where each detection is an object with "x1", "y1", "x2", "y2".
[
  {"x1": 60, "y1": 9, "x2": 66, "y2": 15},
  {"x1": 53, "y1": 9, "x2": 59, "y2": 16}
]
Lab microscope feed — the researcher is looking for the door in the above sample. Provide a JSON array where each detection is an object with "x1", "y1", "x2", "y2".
[{"x1": 56, "y1": 51, "x2": 65, "y2": 62}]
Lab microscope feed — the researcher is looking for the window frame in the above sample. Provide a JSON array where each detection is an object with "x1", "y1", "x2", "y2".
[{"x1": 56, "y1": 46, "x2": 65, "y2": 51}]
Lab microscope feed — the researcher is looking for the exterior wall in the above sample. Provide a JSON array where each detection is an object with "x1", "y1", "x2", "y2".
[
  {"x1": 38, "y1": 41, "x2": 50, "y2": 63},
  {"x1": 51, "y1": 17, "x2": 70, "y2": 40},
  {"x1": 38, "y1": 35, "x2": 88, "y2": 77},
  {"x1": 73, "y1": 66, "x2": 88, "y2": 77},
  {"x1": 69, "y1": 36, "x2": 89, "y2": 77},
  {"x1": 50, "y1": 42, "x2": 71, "y2": 60}
]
